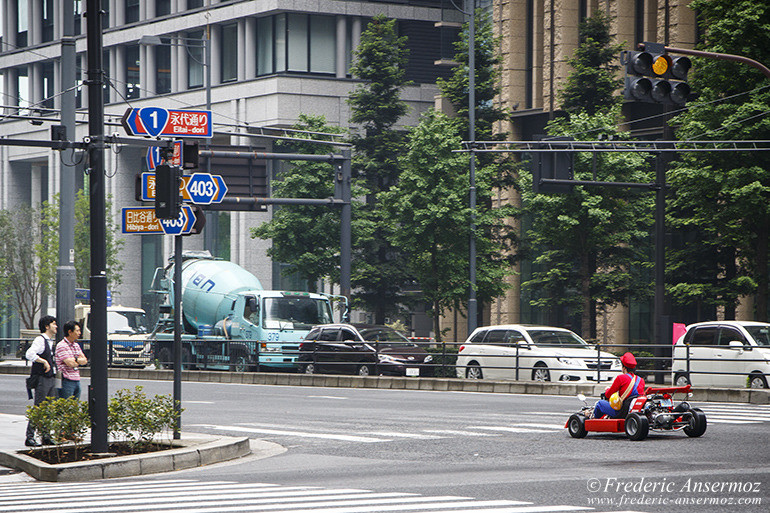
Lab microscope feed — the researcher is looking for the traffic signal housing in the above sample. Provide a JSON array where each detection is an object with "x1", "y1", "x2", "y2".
[
  {"x1": 532, "y1": 137, "x2": 574, "y2": 194},
  {"x1": 154, "y1": 164, "x2": 181, "y2": 220},
  {"x1": 622, "y1": 42, "x2": 691, "y2": 106}
]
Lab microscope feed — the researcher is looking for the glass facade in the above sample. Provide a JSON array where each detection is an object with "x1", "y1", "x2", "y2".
[
  {"x1": 220, "y1": 23, "x2": 238, "y2": 82},
  {"x1": 125, "y1": 44, "x2": 140, "y2": 100},
  {"x1": 187, "y1": 29, "x2": 205, "y2": 89},
  {"x1": 155, "y1": 45, "x2": 171, "y2": 94}
]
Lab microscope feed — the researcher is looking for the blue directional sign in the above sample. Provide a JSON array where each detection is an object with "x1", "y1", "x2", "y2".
[
  {"x1": 159, "y1": 205, "x2": 195, "y2": 235},
  {"x1": 185, "y1": 173, "x2": 218, "y2": 205},
  {"x1": 212, "y1": 174, "x2": 228, "y2": 203}
]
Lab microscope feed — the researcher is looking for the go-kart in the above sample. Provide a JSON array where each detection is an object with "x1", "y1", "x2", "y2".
[{"x1": 566, "y1": 385, "x2": 707, "y2": 441}]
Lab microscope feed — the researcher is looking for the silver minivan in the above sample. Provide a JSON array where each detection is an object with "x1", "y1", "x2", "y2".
[{"x1": 671, "y1": 321, "x2": 770, "y2": 388}]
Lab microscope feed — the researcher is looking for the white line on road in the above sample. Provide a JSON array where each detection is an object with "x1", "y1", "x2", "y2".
[
  {"x1": 366, "y1": 432, "x2": 445, "y2": 439},
  {"x1": 190, "y1": 424, "x2": 389, "y2": 442},
  {"x1": 468, "y1": 426, "x2": 561, "y2": 434}
]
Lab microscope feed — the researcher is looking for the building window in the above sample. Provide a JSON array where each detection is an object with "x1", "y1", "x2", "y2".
[
  {"x1": 42, "y1": 0, "x2": 55, "y2": 42},
  {"x1": 125, "y1": 44, "x2": 140, "y2": 100},
  {"x1": 103, "y1": 48, "x2": 110, "y2": 104},
  {"x1": 41, "y1": 61, "x2": 55, "y2": 112},
  {"x1": 125, "y1": 0, "x2": 140, "y2": 24},
  {"x1": 156, "y1": 45, "x2": 171, "y2": 94},
  {"x1": 17, "y1": 0, "x2": 28, "y2": 47},
  {"x1": 257, "y1": 16, "x2": 274, "y2": 75},
  {"x1": 187, "y1": 29, "x2": 205, "y2": 89},
  {"x1": 156, "y1": 0, "x2": 171, "y2": 17},
  {"x1": 257, "y1": 14, "x2": 340, "y2": 76},
  {"x1": 16, "y1": 66, "x2": 29, "y2": 112},
  {"x1": 309, "y1": 15, "x2": 335, "y2": 74},
  {"x1": 76, "y1": 54, "x2": 84, "y2": 108},
  {"x1": 187, "y1": 0, "x2": 204, "y2": 8},
  {"x1": 221, "y1": 23, "x2": 238, "y2": 82},
  {"x1": 287, "y1": 14, "x2": 308, "y2": 72}
]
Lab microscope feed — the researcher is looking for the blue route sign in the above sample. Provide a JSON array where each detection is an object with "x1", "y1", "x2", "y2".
[
  {"x1": 159, "y1": 205, "x2": 195, "y2": 235},
  {"x1": 185, "y1": 173, "x2": 218, "y2": 205}
]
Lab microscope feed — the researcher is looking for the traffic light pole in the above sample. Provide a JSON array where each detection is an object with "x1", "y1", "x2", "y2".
[{"x1": 664, "y1": 46, "x2": 770, "y2": 80}]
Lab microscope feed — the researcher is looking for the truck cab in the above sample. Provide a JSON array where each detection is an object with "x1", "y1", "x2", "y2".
[{"x1": 76, "y1": 304, "x2": 153, "y2": 368}]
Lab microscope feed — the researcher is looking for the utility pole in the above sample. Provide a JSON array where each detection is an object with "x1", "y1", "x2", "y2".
[
  {"x1": 85, "y1": 0, "x2": 109, "y2": 454},
  {"x1": 466, "y1": 0, "x2": 478, "y2": 336},
  {"x1": 56, "y1": 0, "x2": 77, "y2": 340}
]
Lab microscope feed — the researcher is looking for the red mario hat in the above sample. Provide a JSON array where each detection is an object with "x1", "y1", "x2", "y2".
[{"x1": 620, "y1": 352, "x2": 637, "y2": 369}]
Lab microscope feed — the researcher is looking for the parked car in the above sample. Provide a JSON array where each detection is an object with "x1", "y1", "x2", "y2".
[
  {"x1": 298, "y1": 323, "x2": 433, "y2": 377},
  {"x1": 456, "y1": 324, "x2": 621, "y2": 382},
  {"x1": 671, "y1": 321, "x2": 770, "y2": 389}
]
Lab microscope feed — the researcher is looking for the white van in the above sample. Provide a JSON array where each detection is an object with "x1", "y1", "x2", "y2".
[
  {"x1": 671, "y1": 321, "x2": 770, "y2": 389},
  {"x1": 456, "y1": 324, "x2": 621, "y2": 382}
]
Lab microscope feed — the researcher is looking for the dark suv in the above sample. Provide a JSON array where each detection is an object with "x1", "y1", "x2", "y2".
[{"x1": 298, "y1": 323, "x2": 433, "y2": 377}]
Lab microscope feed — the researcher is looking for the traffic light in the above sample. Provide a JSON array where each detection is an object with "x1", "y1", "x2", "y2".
[
  {"x1": 154, "y1": 164, "x2": 181, "y2": 220},
  {"x1": 622, "y1": 42, "x2": 691, "y2": 106}
]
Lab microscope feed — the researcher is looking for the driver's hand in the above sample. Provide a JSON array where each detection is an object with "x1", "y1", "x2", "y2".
[
  {"x1": 600, "y1": 392, "x2": 606, "y2": 400},
  {"x1": 42, "y1": 360, "x2": 50, "y2": 372}
]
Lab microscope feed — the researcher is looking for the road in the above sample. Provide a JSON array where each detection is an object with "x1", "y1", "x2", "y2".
[{"x1": 0, "y1": 374, "x2": 768, "y2": 513}]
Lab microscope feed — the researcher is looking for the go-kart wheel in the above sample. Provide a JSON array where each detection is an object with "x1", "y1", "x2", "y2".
[
  {"x1": 674, "y1": 373, "x2": 690, "y2": 386},
  {"x1": 683, "y1": 407, "x2": 707, "y2": 437},
  {"x1": 567, "y1": 414, "x2": 587, "y2": 438},
  {"x1": 625, "y1": 412, "x2": 649, "y2": 441}
]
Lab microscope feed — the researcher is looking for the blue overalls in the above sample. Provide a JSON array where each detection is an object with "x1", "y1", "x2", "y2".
[{"x1": 593, "y1": 375, "x2": 641, "y2": 418}]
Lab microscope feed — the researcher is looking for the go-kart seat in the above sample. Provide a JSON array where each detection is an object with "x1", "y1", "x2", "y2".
[{"x1": 618, "y1": 395, "x2": 637, "y2": 418}]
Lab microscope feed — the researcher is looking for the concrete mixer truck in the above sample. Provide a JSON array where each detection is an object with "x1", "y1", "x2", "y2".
[{"x1": 151, "y1": 251, "x2": 338, "y2": 371}]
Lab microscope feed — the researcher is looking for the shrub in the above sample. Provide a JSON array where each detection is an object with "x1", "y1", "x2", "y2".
[
  {"x1": 426, "y1": 344, "x2": 458, "y2": 377},
  {"x1": 26, "y1": 396, "x2": 90, "y2": 461},
  {"x1": 108, "y1": 386, "x2": 180, "y2": 452}
]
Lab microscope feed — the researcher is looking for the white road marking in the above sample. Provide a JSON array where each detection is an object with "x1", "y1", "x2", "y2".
[
  {"x1": 422, "y1": 429, "x2": 497, "y2": 437},
  {"x1": 468, "y1": 426, "x2": 559, "y2": 434},
  {"x1": 307, "y1": 395, "x2": 348, "y2": 400},
  {"x1": 190, "y1": 424, "x2": 389, "y2": 442},
  {"x1": 366, "y1": 431, "x2": 444, "y2": 439}
]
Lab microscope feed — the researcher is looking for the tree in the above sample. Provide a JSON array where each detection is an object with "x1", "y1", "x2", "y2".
[
  {"x1": 251, "y1": 115, "x2": 352, "y2": 291},
  {"x1": 40, "y1": 190, "x2": 124, "y2": 291},
  {"x1": 0, "y1": 206, "x2": 52, "y2": 329},
  {"x1": 383, "y1": 111, "x2": 517, "y2": 341},
  {"x1": 559, "y1": 11, "x2": 623, "y2": 114},
  {"x1": 517, "y1": 12, "x2": 653, "y2": 338},
  {"x1": 667, "y1": 0, "x2": 770, "y2": 320},
  {"x1": 347, "y1": 14, "x2": 413, "y2": 323}
]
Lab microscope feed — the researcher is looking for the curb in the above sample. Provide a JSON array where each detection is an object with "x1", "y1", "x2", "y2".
[
  {"x1": 0, "y1": 433, "x2": 252, "y2": 482},
  {"x1": 1, "y1": 365, "x2": 768, "y2": 404}
]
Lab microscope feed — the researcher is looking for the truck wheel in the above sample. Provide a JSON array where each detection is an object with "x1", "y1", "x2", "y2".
[
  {"x1": 567, "y1": 414, "x2": 587, "y2": 438},
  {"x1": 231, "y1": 353, "x2": 249, "y2": 372},
  {"x1": 625, "y1": 412, "x2": 649, "y2": 441},
  {"x1": 683, "y1": 408, "x2": 707, "y2": 437},
  {"x1": 182, "y1": 347, "x2": 197, "y2": 370},
  {"x1": 157, "y1": 348, "x2": 172, "y2": 370}
]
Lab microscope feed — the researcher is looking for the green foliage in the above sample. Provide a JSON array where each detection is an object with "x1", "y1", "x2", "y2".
[
  {"x1": 0, "y1": 205, "x2": 50, "y2": 329},
  {"x1": 108, "y1": 386, "x2": 180, "y2": 451},
  {"x1": 518, "y1": 108, "x2": 653, "y2": 337},
  {"x1": 559, "y1": 11, "x2": 623, "y2": 114},
  {"x1": 667, "y1": 0, "x2": 770, "y2": 320},
  {"x1": 26, "y1": 396, "x2": 90, "y2": 461},
  {"x1": 251, "y1": 115, "x2": 351, "y2": 290},
  {"x1": 41, "y1": 190, "x2": 125, "y2": 291},
  {"x1": 347, "y1": 14, "x2": 413, "y2": 322},
  {"x1": 425, "y1": 344, "x2": 458, "y2": 377},
  {"x1": 383, "y1": 111, "x2": 518, "y2": 340},
  {"x1": 436, "y1": 8, "x2": 508, "y2": 141}
]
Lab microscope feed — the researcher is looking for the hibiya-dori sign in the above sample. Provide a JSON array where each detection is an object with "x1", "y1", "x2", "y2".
[
  {"x1": 122, "y1": 107, "x2": 212, "y2": 138},
  {"x1": 122, "y1": 205, "x2": 199, "y2": 236}
]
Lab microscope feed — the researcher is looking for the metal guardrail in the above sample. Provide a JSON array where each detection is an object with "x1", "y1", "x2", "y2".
[{"x1": 3, "y1": 337, "x2": 767, "y2": 387}]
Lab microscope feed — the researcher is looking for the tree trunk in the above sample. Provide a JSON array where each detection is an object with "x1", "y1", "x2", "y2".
[{"x1": 756, "y1": 222, "x2": 769, "y2": 322}]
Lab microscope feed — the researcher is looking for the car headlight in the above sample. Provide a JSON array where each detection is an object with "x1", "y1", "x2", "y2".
[
  {"x1": 423, "y1": 355, "x2": 433, "y2": 363},
  {"x1": 378, "y1": 354, "x2": 404, "y2": 364},
  {"x1": 557, "y1": 357, "x2": 582, "y2": 368}
]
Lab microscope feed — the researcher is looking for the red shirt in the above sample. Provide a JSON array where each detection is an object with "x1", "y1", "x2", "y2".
[
  {"x1": 605, "y1": 372, "x2": 645, "y2": 398},
  {"x1": 55, "y1": 339, "x2": 85, "y2": 381}
]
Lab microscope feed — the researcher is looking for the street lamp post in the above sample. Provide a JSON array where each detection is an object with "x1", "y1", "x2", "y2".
[{"x1": 466, "y1": 0, "x2": 478, "y2": 336}]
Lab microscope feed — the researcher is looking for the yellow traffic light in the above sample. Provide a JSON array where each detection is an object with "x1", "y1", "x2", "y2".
[{"x1": 652, "y1": 55, "x2": 670, "y2": 76}]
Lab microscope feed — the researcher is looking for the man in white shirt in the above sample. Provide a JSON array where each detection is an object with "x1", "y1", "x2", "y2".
[{"x1": 24, "y1": 315, "x2": 58, "y2": 447}]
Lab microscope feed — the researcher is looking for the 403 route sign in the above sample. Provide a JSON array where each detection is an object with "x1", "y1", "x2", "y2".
[
  {"x1": 121, "y1": 205, "x2": 197, "y2": 235},
  {"x1": 138, "y1": 172, "x2": 227, "y2": 204},
  {"x1": 186, "y1": 173, "x2": 227, "y2": 204},
  {"x1": 122, "y1": 107, "x2": 212, "y2": 138}
]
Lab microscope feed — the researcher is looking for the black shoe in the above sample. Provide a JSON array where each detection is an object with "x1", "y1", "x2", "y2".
[{"x1": 25, "y1": 438, "x2": 40, "y2": 447}]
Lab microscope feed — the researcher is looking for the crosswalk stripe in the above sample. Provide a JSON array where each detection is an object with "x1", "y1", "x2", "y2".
[
  {"x1": 366, "y1": 432, "x2": 445, "y2": 439},
  {"x1": 0, "y1": 482, "x2": 286, "y2": 501},
  {"x1": 467, "y1": 426, "x2": 557, "y2": 434},
  {"x1": 706, "y1": 419, "x2": 761, "y2": 424},
  {"x1": 507, "y1": 423, "x2": 564, "y2": 430},
  {"x1": 422, "y1": 429, "x2": 496, "y2": 437},
  {"x1": 190, "y1": 424, "x2": 389, "y2": 442}
]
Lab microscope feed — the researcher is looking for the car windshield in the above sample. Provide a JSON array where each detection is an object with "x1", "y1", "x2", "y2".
[
  {"x1": 107, "y1": 311, "x2": 150, "y2": 335},
  {"x1": 263, "y1": 297, "x2": 333, "y2": 330},
  {"x1": 744, "y1": 325, "x2": 770, "y2": 346},
  {"x1": 526, "y1": 329, "x2": 589, "y2": 348},
  {"x1": 359, "y1": 327, "x2": 415, "y2": 347}
]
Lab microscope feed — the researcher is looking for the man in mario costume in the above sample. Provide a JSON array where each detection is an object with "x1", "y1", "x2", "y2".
[{"x1": 592, "y1": 352, "x2": 645, "y2": 419}]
